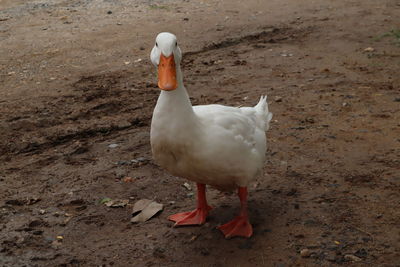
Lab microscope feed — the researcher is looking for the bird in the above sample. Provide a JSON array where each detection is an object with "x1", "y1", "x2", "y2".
[{"x1": 149, "y1": 32, "x2": 272, "y2": 238}]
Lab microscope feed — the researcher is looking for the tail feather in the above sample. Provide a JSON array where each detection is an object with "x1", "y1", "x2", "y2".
[{"x1": 254, "y1": 95, "x2": 273, "y2": 131}]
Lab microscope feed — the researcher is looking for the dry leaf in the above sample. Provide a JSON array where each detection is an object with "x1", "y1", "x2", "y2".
[
  {"x1": 105, "y1": 199, "x2": 129, "y2": 208},
  {"x1": 131, "y1": 199, "x2": 163, "y2": 223},
  {"x1": 131, "y1": 199, "x2": 153, "y2": 214}
]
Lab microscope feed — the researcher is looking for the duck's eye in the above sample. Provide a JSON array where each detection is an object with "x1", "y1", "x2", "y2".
[
  {"x1": 156, "y1": 42, "x2": 158, "y2": 47},
  {"x1": 175, "y1": 42, "x2": 178, "y2": 47}
]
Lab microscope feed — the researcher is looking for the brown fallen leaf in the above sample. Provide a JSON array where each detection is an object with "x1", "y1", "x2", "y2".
[
  {"x1": 132, "y1": 199, "x2": 153, "y2": 214},
  {"x1": 131, "y1": 199, "x2": 163, "y2": 223}
]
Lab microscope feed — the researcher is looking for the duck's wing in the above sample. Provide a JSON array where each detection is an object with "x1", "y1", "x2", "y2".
[
  {"x1": 193, "y1": 96, "x2": 272, "y2": 133},
  {"x1": 193, "y1": 103, "x2": 266, "y2": 153},
  {"x1": 192, "y1": 103, "x2": 266, "y2": 180},
  {"x1": 193, "y1": 104, "x2": 259, "y2": 132}
]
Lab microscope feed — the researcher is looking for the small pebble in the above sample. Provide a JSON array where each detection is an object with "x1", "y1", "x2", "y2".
[
  {"x1": 136, "y1": 157, "x2": 147, "y2": 162},
  {"x1": 182, "y1": 182, "x2": 192, "y2": 191},
  {"x1": 344, "y1": 254, "x2": 362, "y2": 262},
  {"x1": 300, "y1": 248, "x2": 312, "y2": 257},
  {"x1": 364, "y1": 47, "x2": 374, "y2": 52},
  {"x1": 108, "y1": 144, "x2": 119, "y2": 148}
]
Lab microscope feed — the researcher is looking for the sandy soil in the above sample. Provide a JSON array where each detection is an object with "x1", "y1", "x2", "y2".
[{"x1": 1, "y1": 0, "x2": 400, "y2": 266}]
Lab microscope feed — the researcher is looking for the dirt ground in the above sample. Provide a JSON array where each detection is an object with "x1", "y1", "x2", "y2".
[{"x1": 1, "y1": 0, "x2": 399, "y2": 266}]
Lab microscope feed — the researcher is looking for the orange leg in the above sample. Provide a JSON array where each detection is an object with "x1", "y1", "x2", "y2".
[
  {"x1": 218, "y1": 187, "x2": 253, "y2": 238},
  {"x1": 169, "y1": 183, "x2": 212, "y2": 226}
]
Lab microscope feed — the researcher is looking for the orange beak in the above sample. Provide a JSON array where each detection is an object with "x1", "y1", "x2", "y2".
[{"x1": 158, "y1": 54, "x2": 177, "y2": 91}]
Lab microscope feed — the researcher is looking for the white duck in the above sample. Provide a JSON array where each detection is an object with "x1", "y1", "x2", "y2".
[{"x1": 150, "y1": 32, "x2": 272, "y2": 238}]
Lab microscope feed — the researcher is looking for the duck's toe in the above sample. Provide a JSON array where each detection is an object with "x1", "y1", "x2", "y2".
[
  {"x1": 217, "y1": 215, "x2": 253, "y2": 238},
  {"x1": 168, "y1": 205, "x2": 212, "y2": 226}
]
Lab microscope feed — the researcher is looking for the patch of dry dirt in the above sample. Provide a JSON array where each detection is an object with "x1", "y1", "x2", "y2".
[{"x1": 1, "y1": 0, "x2": 399, "y2": 266}]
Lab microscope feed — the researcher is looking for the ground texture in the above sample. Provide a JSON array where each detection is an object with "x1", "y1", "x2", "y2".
[{"x1": 0, "y1": 0, "x2": 399, "y2": 266}]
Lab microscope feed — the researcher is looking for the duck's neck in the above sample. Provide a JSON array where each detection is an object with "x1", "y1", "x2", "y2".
[{"x1": 155, "y1": 65, "x2": 195, "y2": 120}]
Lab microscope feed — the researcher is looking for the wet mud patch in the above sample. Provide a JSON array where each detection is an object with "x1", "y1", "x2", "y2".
[{"x1": 184, "y1": 26, "x2": 312, "y2": 57}]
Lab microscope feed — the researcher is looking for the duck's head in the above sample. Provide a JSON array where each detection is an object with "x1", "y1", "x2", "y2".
[{"x1": 150, "y1": 32, "x2": 182, "y2": 91}]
